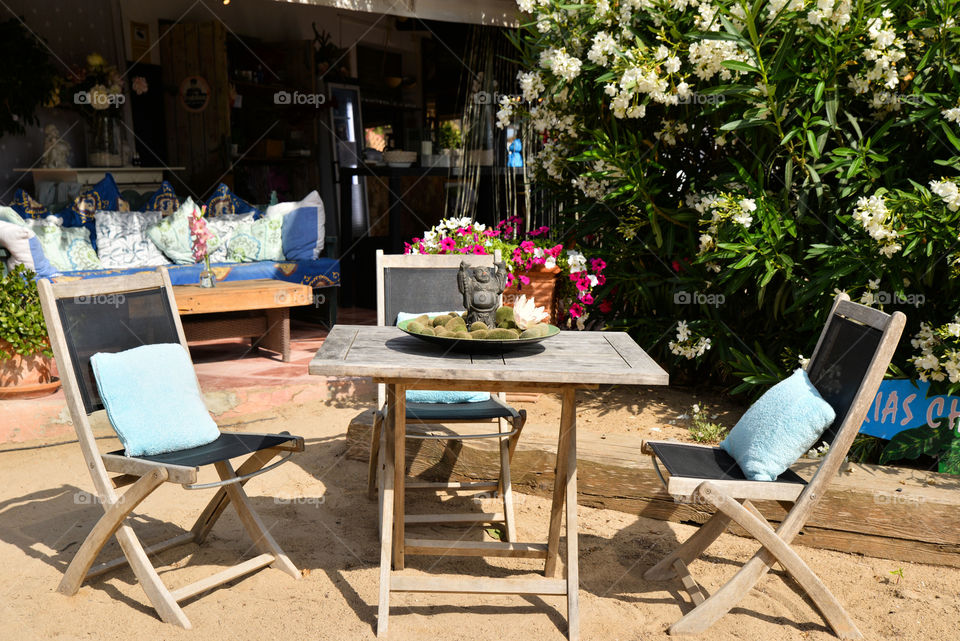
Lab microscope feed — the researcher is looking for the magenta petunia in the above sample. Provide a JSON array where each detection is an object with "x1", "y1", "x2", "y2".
[{"x1": 440, "y1": 237, "x2": 456, "y2": 252}]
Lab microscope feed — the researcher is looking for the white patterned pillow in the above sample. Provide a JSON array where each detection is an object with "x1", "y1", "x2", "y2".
[
  {"x1": 207, "y1": 212, "x2": 256, "y2": 263},
  {"x1": 26, "y1": 218, "x2": 102, "y2": 271},
  {"x1": 224, "y1": 217, "x2": 285, "y2": 262},
  {"x1": 95, "y1": 211, "x2": 172, "y2": 269}
]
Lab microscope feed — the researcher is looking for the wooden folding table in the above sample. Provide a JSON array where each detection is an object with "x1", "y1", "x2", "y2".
[{"x1": 309, "y1": 325, "x2": 669, "y2": 639}]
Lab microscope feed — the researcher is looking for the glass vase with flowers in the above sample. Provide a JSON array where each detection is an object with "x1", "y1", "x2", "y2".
[{"x1": 189, "y1": 205, "x2": 216, "y2": 287}]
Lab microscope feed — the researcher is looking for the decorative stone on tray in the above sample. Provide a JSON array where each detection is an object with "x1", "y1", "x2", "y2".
[{"x1": 457, "y1": 260, "x2": 507, "y2": 327}]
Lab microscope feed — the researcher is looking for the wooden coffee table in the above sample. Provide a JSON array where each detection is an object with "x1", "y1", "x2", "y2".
[{"x1": 173, "y1": 279, "x2": 312, "y2": 361}]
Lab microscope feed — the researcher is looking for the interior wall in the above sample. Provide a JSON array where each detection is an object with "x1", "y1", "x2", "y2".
[{"x1": 0, "y1": 0, "x2": 425, "y2": 200}]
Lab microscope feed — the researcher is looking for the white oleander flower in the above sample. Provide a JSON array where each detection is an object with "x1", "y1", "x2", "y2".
[
  {"x1": 944, "y1": 107, "x2": 960, "y2": 124},
  {"x1": 930, "y1": 179, "x2": 960, "y2": 212}
]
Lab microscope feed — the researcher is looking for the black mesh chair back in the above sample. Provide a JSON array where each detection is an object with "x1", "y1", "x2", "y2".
[
  {"x1": 55, "y1": 287, "x2": 181, "y2": 414},
  {"x1": 382, "y1": 266, "x2": 471, "y2": 326},
  {"x1": 805, "y1": 313, "x2": 884, "y2": 445}
]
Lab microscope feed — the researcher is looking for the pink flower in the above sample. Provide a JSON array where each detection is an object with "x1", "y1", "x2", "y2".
[
  {"x1": 506, "y1": 273, "x2": 516, "y2": 288},
  {"x1": 590, "y1": 258, "x2": 606, "y2": 272},
  {"x1": 519, "y1": 240, "x2": 535, "y2": 253},
  {"x1": 470, "y1": 244, "x2": 487, "y2": 255},
  {"x1": 581, "y1": 293, "x2": 594, "y2": 305},
  {"x1": 483, "y1": 229, "x2": 499, "y2": 237},
  {"x1": 575, "y1": 276, "x2": 590, "y2": 292},
  {"x1": 519, "y1": 275, "x2": 531, "y2": 286},
  {"x1": 528, "y1": 225, "x2": 551, "y2": 237},
  {"x1": 440, "y1": 237, "x2": 456, "y2": 252},
  {"x1": 546, "y1": 244, "x2": 563, "y2": 258},
  {"x1": 132, "y1": 76, "x2": 148, "y2": 95},
  {"x1": 599, "y1": 300, "x2": 612, "y2": 313},
  {"x1": 568, "y1": 303, "x2": 584, "y2": 318}
]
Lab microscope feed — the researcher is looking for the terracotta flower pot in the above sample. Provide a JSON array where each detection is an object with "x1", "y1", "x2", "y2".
[
  {"x1": 503, "y1": 265, "x2": 561, "y2": 322},
  {"x1": 0, "y1": 339, "x2": 61, "y2": 399}
]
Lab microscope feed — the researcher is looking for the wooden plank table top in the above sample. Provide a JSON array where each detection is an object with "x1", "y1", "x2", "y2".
[
  {"x1": 309, "y1": 325, "x2": 669, "y2": 386},
  {"x1": 173, "y1": 279, "x2": 312, "y2": 315}
]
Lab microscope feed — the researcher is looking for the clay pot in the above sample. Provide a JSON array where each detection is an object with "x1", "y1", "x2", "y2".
[
  {"x1": 502, "y1": 265, "x2": 561, "y2": 322},
  {"x1": 0, "y1": 339, "x2": 61, "y2": 399}
]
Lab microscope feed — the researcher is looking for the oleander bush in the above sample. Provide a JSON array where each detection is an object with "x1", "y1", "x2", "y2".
[{"x1": 502, "y1": 0, "x2": 960, "y2": 396}]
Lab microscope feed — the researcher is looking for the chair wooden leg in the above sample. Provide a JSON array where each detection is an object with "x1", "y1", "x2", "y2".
[
  {"x1": 644, "y1": 510, "x2": 733, "y2": 581},
  {"x1": 192, "y1": 449, "x2": 280, "y2": 544},
  {"x1": 544, "y1": 394, "x2": 575, "y2": 578},
  {"x1": 59, "y1": 468, "x2": 168, "y2": 596},
  {"x1": 115, "y1": 523, "x2": 192, "y2": 628},
  {"x1": 670, "y1": 482, "x2": 862, "y2": 640},
  {"x1": 213, "y1": 461, "x2": 300, "y2": 579},
  {"x1": 498, "y1": 416, "x2": 517, "y2": 543},
  {"x1": 368, "y1": 410, "x2": 384, "y2": 499}
]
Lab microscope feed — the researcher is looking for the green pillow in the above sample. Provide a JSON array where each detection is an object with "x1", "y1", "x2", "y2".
[
  {"x1": 27, "y1": 220, "x2": 102, "y2": 271},
  {"x1": 145, "y1": 197, "x2": 222, "y2": 265},
  {"x1": 224, "y1": 216, "x2": 284, "y2": 262}
]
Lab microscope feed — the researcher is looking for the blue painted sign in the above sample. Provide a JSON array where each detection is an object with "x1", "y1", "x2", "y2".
[{"x1": 859, "y1": 379, "x2": 960, "y2": 439}]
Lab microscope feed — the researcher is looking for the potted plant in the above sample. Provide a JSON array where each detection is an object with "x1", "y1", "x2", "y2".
[
  {"x1": 0, "y1": 265, "x2": 60, "y2": 398},
  {"x1": 404, "y1": 216, "x2": 607, "y2": 327}
]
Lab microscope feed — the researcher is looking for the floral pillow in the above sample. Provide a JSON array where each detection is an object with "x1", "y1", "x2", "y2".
[
  {"x1": 95, "y1": 211, "x2": 172, "y2": 269},
  {"x1": 207, "y1": 212, "x2": 257, "y2": 263},
  {"x1": 145, "y1": 197, "x2": 223, "y2": 265},
  {"x1": 141, "y1": 181, "x2": 181, "y2": 215},
  {"x1": 204, "y1": 183, "x2": 259, "y2": 218},
  {"x1": 26, "y1": 218, "x2": 102, "y2": 271},
  {"x1": 9, "y1": 189, "x2": 49, "y2": 220},
  {"x1": 56, "y1": 173, "x2": 129, "y2": 250},
  {"x1": 224, "y1": 217, "x2": 284, "y2": 262}
]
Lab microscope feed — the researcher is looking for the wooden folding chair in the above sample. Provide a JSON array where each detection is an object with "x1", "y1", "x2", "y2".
[
  {"x1": 367, "y1": 250, "x2": 527, "y2": 541},
  {"x1": 37, "y1": 269, "x2": 305, "y2": 629},
  {"x1": 643, "y1": 294, "x2": 905, "y2": 639}
]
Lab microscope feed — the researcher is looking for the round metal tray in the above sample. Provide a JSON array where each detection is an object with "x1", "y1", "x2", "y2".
[{"x1": 397, "y1": 318, "x2": 559, "y2": 354}]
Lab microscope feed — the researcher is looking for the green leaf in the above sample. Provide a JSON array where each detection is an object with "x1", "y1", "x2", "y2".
[
  {"x1": 940, "y1": 438, "x2": 960, "y2": 475},
  {"x1": 814, "y1": 80, "x2": 825, "y2": 103},
  {"x1": 879, "y1": 422, "x2": 955, "y2": 464},
  {"x1": 721, "y1": 60, "x2": 761, "y2": 75}
]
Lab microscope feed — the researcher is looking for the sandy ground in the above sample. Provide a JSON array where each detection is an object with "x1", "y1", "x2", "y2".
[{"x1": 1, "y1": 385, "x2": 958, "y2": 641}]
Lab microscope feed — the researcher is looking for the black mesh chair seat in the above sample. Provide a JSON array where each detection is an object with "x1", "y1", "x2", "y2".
[
  {"x1": 648, "y1": 441, "x2": 807, "y2": 485},
  {"x1": 406, "y1": 399, "x2": 520, "y2": 422},
  {"x1": 108, "y1": 432, "x2": 298, "y2": 469}
]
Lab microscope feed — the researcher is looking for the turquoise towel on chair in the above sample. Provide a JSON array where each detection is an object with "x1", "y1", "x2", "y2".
[
  {"x1": 396, "y1": 311, "x2": 489, "y2": 404},
  {"x1": 90, "y1": 343, "x2": 221, "y2": 457}
]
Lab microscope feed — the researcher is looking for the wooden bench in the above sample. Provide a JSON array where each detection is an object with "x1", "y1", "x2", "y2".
[{"x1": 173, "y1": 279, "x2": 313, "y2": 362}]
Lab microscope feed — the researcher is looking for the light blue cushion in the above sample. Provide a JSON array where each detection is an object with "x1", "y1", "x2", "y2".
[
  {"x1": 396, "y1": 310, "x2": 488, "y2": 404},
  {"x1": 720, "y1": 368, "x2": 836, "y2": 481},
  {"x1": 406, "y1": 390, "x2": 491, "y2": 403},
  {"x1": 90, "y1": 343, "x2": 220, "y2": 457},
  {"x1": 265, "y1": 190, "x2": 326, "y2": 260}
]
